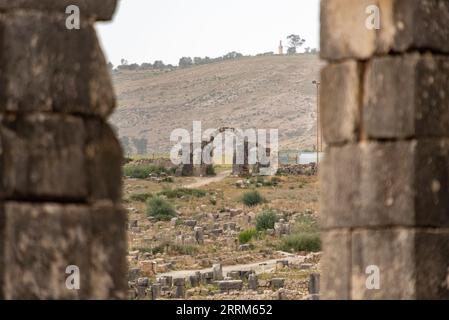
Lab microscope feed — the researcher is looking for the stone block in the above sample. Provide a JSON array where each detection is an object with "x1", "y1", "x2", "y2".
[
  {"x1": 320, "y1": 230, "x2": 351, "y2": 300},
  {"x1": 351, "y1": 228, "x2": 449, "y2": 299},
  {"x1": 320, "y1": 61, "x2": 361, "y2": 144},
  {"x1": 0, "y1": 0, "x2": 118, "y2": 21},
  {"x1": 0, "y1": 12, "x2": 115, "y2": 117},
  {"x1": 321, "y1": 0, "x2": 449, "y2": 60},
  {"x1": 217, "y1": 280, "x2": 243, "y2": 292},
  {"x1": 364, "y1": 54, "x2": 449, "y2": 138},
  {"x1": 320, "y1": 144, "x2": 361, "y2": 229},
  {"x1": 0, "y1": 202, "x2": 91, "y2": 299},
  {"x1": 89, "y1": 202, "x2": 127, "y2": 299},
  {"x1": 322, "y1": 140, "x2": 449, "y2": 229},
  {"x1": 85, "y1": 119, "x2": 123, "y2": 203},
  {"x1": 0, "y1": 114, "x2": 86, "y2": 201}
]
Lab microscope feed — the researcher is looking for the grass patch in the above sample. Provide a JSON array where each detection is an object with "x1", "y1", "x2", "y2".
[
  {"x1": 158, "y1": 187, "x2": 206, "y2": 199},
  {"x1": 205, "y1": 165, "x2": 216, "y2": 176},
  {"x1": 146, "y1": 196, "x2": 177, "y2": 221},
  {"x1": 278, "y1": 213, "x2": 321, "y2": 252},
  {"x1": 123, "y1": 164, "x2": 175, "y2": 179},
  {"x1": 129, "y1": 192, "x2": 153, "y2": 202},
  {"x1": 278, "y1": 233, "x2": 321, "y2": 252},
  {"x1": 241, "y1": 190, "x2": 265, "y2": 207},
  {"x1": 255, "y1": 209, "x2": 277, "y2": 231},
  {"x1": 238, "y1": 228, "x2": 258, "y2": 244}
]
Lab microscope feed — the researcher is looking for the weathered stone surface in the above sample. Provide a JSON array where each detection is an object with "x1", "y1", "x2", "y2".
[
  {"x1": 217, "y1": 280, "x2": 243, "y2": 292},
  {"x1": 248, "y1": 274, "x2": 258, "y2": 291},
  {"x1": 0, "y1": 0, "x2": 118, "y2": 21},
  {"x1": 351, "y1": 228, "x2": 449, "y2": 299},
  {"x1": 322, "y1": 140, "x2": 449, "y2": 229},
  {"x1": 85, "y1": 119, "x2": 122, "y2": 203},
  {"x1": 320, "y1": 144, "x2": 361, "y2": 228},
  {"x1": 308, "y1": 273, "x2": 320, "y2": 295},
  {"x1": 364, "y1": 54, "x2": 449, "y2": 138},
  {"x1": 270, "y1": 278, "x2": 285, "y2": 289},
  {"x1": 0, "y1": 12, "x2": 115, "y2": 117},
  {"x1": 0, "y1": 114, "x2": 86, "y2": 200},
  {"x1": 320, "y1": 58, "x2": 360, "y2": 145},
  {"x1": 321, "y1": 230, "x2": 351, "y2": 300},
  {"x1": 0, "y1": 202, "x2": 91, "y2": 299},
  {"x1": 89, "y1": 202, "x2": 127, "y2": 299},
  {"x1": 321, "y1": 0, "x2": 449, "y2": 60}
]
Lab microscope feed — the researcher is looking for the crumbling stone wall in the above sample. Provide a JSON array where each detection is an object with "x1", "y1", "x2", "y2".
[
  {"x1": 320, "y1": 0, "x2": 449, "y2": 299},
  {"x1": 0, "y1": 0, "x2": 127, "y2": 299}
]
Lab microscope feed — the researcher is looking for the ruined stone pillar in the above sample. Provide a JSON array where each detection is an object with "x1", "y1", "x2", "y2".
[
  {"x1": 320, "y1": 0, "x2": 449, "y2": 299},
  {"x1": 0, "y1": 1, "x2": 127, "y2": 299}
]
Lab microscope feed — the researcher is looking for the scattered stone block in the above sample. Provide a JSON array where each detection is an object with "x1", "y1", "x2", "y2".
[{"x1": 217, "y1": 280, "x2": 243, "y2": 292}]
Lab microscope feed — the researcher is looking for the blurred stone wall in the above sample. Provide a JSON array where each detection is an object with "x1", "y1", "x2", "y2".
[
  {"x1": 320, "y1": 0, "x2": 449, "y2": 299},
  {"x1": 0, "y1": 0, "x2": 127, "y2": 299}
]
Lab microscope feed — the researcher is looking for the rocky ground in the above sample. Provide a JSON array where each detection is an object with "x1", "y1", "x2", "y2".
[{"x1": 124, "y1": 164, "x2": 321, "y2": 300}]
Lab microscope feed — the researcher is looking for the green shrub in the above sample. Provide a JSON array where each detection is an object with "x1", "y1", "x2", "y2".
[
  {"x1": 278, "y1": 233, "x2": 321, "y2": 252},
  {"x1": 241, "y1": 190, "x2": 265, "y2": 207},
  {"x1": 255, "y1": 209, "x2": 277, "y2": 231},
  {"x1": 123, "y1": 164, "x2": 174, "y2": 179},
  {"x1": 158, "y1": 188, "x2": 206, "y2": 199},
  {"x1": 129, "y1": 192, "x2": 152, "y2": 202},
  {"x1": 293, "y1": 214, "x2": 320, "y2": 233},
  {"x1": 238, "y1": 228, "x2": 258, "y2": 244},
  {"x1": 146, "y1": 196, "x2": 176, "y2": 221},
  {"x1": 205, "y1": 165, "x2": 216, "y2": 176}
]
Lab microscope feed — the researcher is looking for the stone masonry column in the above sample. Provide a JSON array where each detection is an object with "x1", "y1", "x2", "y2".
[
  {"x1": 320, "y1": 0, "x2": 449, "y2": 299},
  {"x1": 0, "y1": 1, "x2": 127, "y2": 299}
]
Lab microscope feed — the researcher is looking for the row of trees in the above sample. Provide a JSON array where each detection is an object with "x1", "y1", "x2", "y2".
[
  {"x1": 111, "y1": 37, "x2": 318, "y2": 72},
  {"x1": 111, "y1": 51, "x2": 245, "y2": 72}
]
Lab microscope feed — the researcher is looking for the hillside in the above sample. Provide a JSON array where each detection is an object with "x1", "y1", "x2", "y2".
[{"x1": 110, "y1": 54, "x2": 322, "y2": 153}]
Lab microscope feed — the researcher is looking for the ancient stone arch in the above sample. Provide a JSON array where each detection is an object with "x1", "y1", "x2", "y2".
[{"x1": 1, "y1": 0, "x2": 447, "y2": 300}]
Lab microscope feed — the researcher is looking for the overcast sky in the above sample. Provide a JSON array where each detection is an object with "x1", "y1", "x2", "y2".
[{"x1": 97, "y1": 0, "x2": 320, "y2": 66}]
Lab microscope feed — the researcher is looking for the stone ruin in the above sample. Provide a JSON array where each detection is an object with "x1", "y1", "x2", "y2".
[
  {"x1": 2, "y1": 0, "x2": 447, "y2": 301},
  {"x1": 320, "y1": 0, "x2": 449, "y2": 299},
  {"x1": 0, "y1": 0, "x2": 126, "y2": 299}
]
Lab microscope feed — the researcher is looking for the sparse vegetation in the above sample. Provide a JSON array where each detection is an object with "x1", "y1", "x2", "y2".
[
  {"x1": 255, "y1": 209, "x2": 277, "y2": 231},
  {"x1": 278, "y1": 233, "x2": 321, "y2": 252},
  {"x1": 239, "y1": 228, "x2": 258, "y2": 244},
  {"x1": 123, "y1": 164, "x2": 175, "y2": 179},
  {"x1": 146, "y1": 196, "x2": 177, "y2": 221},
  {"x1": 158, "y1": 187, "x2": 206, "y2": 199},
  {"x1": 129, "y1": 192, "x2": 153, "y2": 202},
  {"x1": 241, "y1": 190, "x2": 265, "y2": 207},
  {"x1": 205, "y1": 165, "x2": 216, "y2": 176},
  {"x1": 278, "y1": 214, "x2": 321, "y2": 252}
]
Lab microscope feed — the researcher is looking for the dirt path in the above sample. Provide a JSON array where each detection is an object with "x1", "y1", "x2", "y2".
[
  {"x1": 183, "y1": 170, "x2": 232, "y2": 189},
  {"x1": 157, "y1": 252, "x2": 305, "y2": 279}
]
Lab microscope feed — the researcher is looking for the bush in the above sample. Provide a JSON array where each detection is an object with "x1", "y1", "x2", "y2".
[
  {"x1": 278, "y1": 233, "x2": 321, "y2": 252},
  {"x1": 255, "y1": 209, "x2": 277, "y2": 231},
  {"x1": 238, "y1": 228, "x2": 258, "y2": 244},
  {"x1": 158, "y1": 188, "x2": 206, "y2": 199},
  {"x1": 205, "y1": 165, "x2": 216, "y2": 176},
  {"x1": 146, "y1": 196, "x2": 176, "y2": 221},
  {"x1": 241, "y1": 190, "x2": 265, "y2": 207},
  {"x1": 129, "y1": 192, "x2": 152, "y2": 202},
  {"x1": 278, "y1": 214, "x2": 321, "y2": 252},
  {"x1": 123, "y1": 164, "x2": 174, "y2": 179}
]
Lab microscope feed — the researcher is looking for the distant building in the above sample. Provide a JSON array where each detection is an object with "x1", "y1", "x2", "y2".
[
  {"x1": 297, "y1": 151, "x2": 325, "y2": 165},
  {"x1": 278, "y1": 41, "x2": 283, "y2": 55}
]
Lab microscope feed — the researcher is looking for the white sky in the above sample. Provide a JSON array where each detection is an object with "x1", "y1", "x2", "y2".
[{"x1": 97, "y1": 0, "x2": 320, "y2": 66}]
